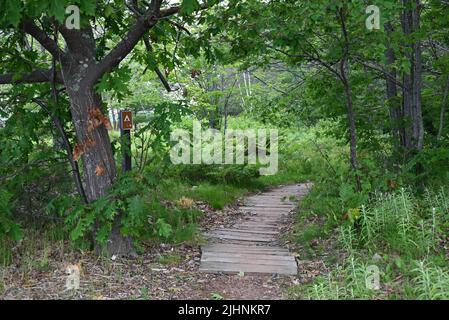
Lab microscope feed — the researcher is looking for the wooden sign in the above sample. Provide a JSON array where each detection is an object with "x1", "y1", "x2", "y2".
[{"x1": 120, "y1": 111, "x2": 133, "y2": 130}]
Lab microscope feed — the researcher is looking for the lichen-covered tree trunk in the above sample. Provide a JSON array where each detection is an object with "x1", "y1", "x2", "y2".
[
  {"x1": 65, "y1": 81, "x2": 133, "y2": 255},
  {"x1": 61, "y1": 33, "x2": 133, "y2": 255}
]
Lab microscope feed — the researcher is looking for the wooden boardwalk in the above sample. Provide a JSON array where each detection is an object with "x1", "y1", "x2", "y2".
[{"x1": 200, "y1": 183, "x2": 312, "y2": 275}]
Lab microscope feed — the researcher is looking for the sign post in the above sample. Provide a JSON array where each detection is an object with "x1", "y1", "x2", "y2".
[{"x1": 119, "y1": 110, "x2": 133, "y2": 173}]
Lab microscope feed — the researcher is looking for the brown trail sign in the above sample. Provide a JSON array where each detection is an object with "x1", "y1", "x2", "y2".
[
  {"x1": 119, "y1": 110, "x2": 133, "y2": 172},
  {"x1": 120, "y1": 111, "x2": 133, "y2": 130}
]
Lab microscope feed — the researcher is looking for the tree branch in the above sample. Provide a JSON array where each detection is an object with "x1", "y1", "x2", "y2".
[
  {"x1": 90, "y1": 2, "x2": 208, "y2": 84},
  {"x1": 126, "y1": 1, "x2": 172, "y2": 92},
  {"x1": 90, "y1": 0, "x2": 163, "y2": 83},
  {"x1": 32, "y1": 98, "x2": 88, "y2": 204},
  {"x1": 21, "y1": 20, "x2": 64, "y2": 58},
  {"x1": 0, "y1": 69, "x2": 63, "y2": 85}
]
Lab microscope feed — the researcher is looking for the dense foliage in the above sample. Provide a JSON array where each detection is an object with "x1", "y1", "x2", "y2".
[{"x1": 1, "y1": 0, "x2": 449, "y2": 299}]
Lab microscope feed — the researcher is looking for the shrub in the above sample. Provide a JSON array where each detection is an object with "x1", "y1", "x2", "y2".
[{"x1": 0, "y1": 190, "x2": 22, "y2": 241}]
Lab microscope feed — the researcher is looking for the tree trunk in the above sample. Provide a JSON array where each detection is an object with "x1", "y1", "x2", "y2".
[
  {"x1": 401, "y1": 0, "x2": 424, "y2": 153},
  {"x1": 111, "y1": 108, "x2": 118, "y2": 131},
  {"x1": 62, "y1": 52, "x2": 133, "y2": 255},
  {"x1": 339, "y1": 8, "x2": 361, "y2": 191},
  {"x1": 342, "y1": 78, "x2": 361, "y2": 191},
  {"x1": 385, "y1": 22, "x2": 406, "y2": 159},
  {"x1": 437, "y1": 75, "x2": 449, "y2": 140}
]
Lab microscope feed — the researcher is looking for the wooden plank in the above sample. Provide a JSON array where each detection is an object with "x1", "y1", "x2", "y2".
[
  {"x1": 235, "y1": 223, "x2": 280, "y2": 228},
  {"x1": 238, "y1": 220, "x2": 281, "y2": 224},
  {"x1": 245, "y1": 218, "x2": 281, "y2": 223},
  {"x1": 238, "y1": 222, "x2": 280, "y2": 226},
  {"x1": 206, "y1": 232, "x2": 275, "y2": 241},
  {"x1": 233, "y1": 224, "x2": 280, "y2": 230},
  {"x1": 242, "y1": 204, "x2": 295, "y2": 208},
  {"x1": 202, "y1": 244, "x2": 289, "y2": 253},
  {"x1": 199, "y1": 262, "x2": 297, "y2": 275},
  {"x1": 204, "y1": 233, "x2": 274, "y2": 242},
  {"x1": 246, "y1": 196, "x2": 297, "y2": 200},
  {"x1": 233, "y1": 228, "x2": 280, "y2": 233},
  {"x1": 239, "y1": 212, "x2": 289, "y2": 217},
  {"x1": 243, "y1": 200, "x2": 295, "y2": 205},
  {"x1": 199, "y1": 183, "x2": 310, "y2": 276},
  {"x1": 203, "y1": 250, "x2": 290, "y2": 257},
  {"x1": 215, "y1": 228, "x2": 279, "y2": 235},
  {"x1": 201, "y1": 256, "x2": 295, "y2": 266},
  {"x1": 202, "y1": 252, "x2": 294, "y2": 261},
  {"x1": 240, "y1": 206, "x2": 292, "y2": 212},
  {"x1": 208, "y1": 230, "x2": 276, "y2": 239},
  {"x1": 239, "y1": 222, "x2": 281, "y2": 227},
  {"x1": 245, "y1": 197, "x2": 296, "y2": 202},
  {"x1": 245, "y1": 198, "x2": 296, "y2": 202}
]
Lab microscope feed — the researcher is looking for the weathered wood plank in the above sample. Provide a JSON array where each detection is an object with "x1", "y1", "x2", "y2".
[
  {"x1": 201, "y1": 256, "x2": 295, "y2": 266},
  {"x1": 204, "y1": 233, "x2": 274, "y2": 242},
  {"x1": 199, "y1": 183, "x2": 311, "y2": 275},
  {"x1": 202, "y1": 252, "x2": 294, "y2": 261},
  {"x1": 203, "y1": 250, "x2": 290, "y2": 257},
  {"x1": 240, "y1": 206, "x2": 293, "y2": 212},
  {"x1": 199, "y1": 262, "x2": 297, "y2": 275},
  {"x1": 202, "y1": 244, "x2": 289, "y2": 252},
  {"x1": 208, "y1": 230, "x2": 276, "y2": 239},
  {"x1": 215, "y1": 228, "x2": 279, "y2": 235}
]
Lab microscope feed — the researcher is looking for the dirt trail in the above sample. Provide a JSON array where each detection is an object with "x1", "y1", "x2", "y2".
[{"x1": 0, "y1": 184, "x2": 312, "y2": 300}]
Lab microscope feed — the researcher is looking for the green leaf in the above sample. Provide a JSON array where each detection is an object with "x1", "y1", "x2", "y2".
[
  {"x1": 49, "y1": 0, "x2": 68, "y2": 22},
  {"x1": 2, "y1": 0, "x2": 23, "y2": 27},
  {"x1": 155, "y1": 218, "x2": 173, "y2": 239},
  {"x1": 129, "y1": 195, "x2": 145, "y2": 217},
  {"x1": 79, "y1": 0, "x2": 97, "y2": 16},
  {"x1": 181, "y1": 0, "x2": 200, "y2": 15},
  {"x1": 8, "y1": 224, "x2": 23, "y2": 241}
]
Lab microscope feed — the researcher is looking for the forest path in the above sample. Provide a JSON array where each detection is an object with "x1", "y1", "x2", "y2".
[{"x1": 200, "y1": 183, "x2": 312, "y2": 275}]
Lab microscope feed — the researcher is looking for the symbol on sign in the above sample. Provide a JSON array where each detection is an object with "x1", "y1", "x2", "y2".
[{"x1": 120, "y1": 111, "x2": 133, "y2": 130}]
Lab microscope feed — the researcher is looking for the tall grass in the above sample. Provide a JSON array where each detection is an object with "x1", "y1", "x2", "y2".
[
  {"x1": 298, "y1": 186, "x2": 449, "y2": 300},
  {"x1": 412, "y1": 261, "x2": 449, "y2": 299}
]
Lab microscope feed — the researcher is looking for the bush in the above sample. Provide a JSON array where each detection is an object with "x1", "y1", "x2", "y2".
[
  {"x1": 0, "y1": 190, "x2": 22, "y2": 241},
  {"x1": 173, "y1": 163, "x2": 261, "y2": 185},
  {"x1": 49, "y1": 172, "x2": 203, "y2": 250}
]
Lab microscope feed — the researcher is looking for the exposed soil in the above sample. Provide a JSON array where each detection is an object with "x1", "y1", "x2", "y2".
[{"x1": 1, "y1": 241, "x2": 299, "y2": 300}]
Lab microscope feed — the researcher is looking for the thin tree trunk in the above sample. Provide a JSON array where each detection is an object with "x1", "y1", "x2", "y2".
[
  {"x1": 385, "y1": 22, "x2": 406, "y2": 157},
  {"x1": 412, "y1": 1, "x2": 424, "y2": 150},
  {"x1": 32, "y1": 99, "x2": 88, "y2": 204},
  {"x1": 111, "y1": 108, "x2": 118, "y2": 131},
  {"x1": 247, "y1": 71, "x2": 252, "y2": 96},
  {"x1": 342, "y1": 74, "x2": 361, "y2": 191},
  {"x1": 437, "y1": 75, "x2": 449, "y2": 140},
  {"x1": 339, "y1": 8, "x2": 361, "y2": 191},
  {"x1": 401, "y1": 0, "x2": 424, "y2": 152}
]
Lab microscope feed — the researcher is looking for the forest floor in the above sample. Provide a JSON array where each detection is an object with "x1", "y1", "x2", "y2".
[{"x1": 0, "y1": 184, "x2": 331, "y2": 300}]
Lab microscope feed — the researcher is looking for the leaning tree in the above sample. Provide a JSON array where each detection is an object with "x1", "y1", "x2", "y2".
[{"x1": 0, "y1": 0, "x2": 215, "y2": 254}]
